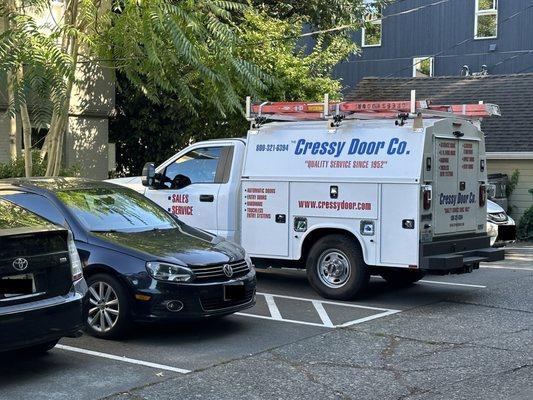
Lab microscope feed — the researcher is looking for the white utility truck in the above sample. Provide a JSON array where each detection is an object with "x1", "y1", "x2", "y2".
[{"x1": 110, "y1": 96, "x2": 504, "y2": 299}]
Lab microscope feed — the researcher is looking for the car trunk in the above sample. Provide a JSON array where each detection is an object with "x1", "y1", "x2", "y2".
[{"x1": 0, "y1": 229, "x2": 72, "y2": 305}]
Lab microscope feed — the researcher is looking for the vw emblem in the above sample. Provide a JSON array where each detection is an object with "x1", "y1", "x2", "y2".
[
  {"x1": 222, "y1": 264, "x2": 234, "y2": 278},
  {"x1": 12, "y1": 258, "x2": 28, "y2": 272}
]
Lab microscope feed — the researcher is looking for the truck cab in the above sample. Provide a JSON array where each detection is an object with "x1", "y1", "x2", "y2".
[{"x1": 110, "y1": 98, "x2": 505, "y2": 300}]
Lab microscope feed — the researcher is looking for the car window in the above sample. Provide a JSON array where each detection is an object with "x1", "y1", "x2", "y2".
[
  {"x1": 55, "y1": 187, "x2": 179, "y2": 232},
  {"x1": 163, "y1": 146, "x2": 222, "y2": 188},
  {"x1": 2, "y1": 193, "x2": 66, "y2": 227},
  {"x1": 0, "y1": 198, "x2": 53, "y2": 229}
]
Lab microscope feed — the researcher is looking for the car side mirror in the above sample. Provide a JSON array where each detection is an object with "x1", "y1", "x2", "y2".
[{"x1": 141, "y1": 162, "x2": 156, "y2": 187}]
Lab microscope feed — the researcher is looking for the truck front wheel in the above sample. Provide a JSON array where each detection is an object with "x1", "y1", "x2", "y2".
[{"x1": 306, "y1": 235, "x2": 369, "y2": 300}]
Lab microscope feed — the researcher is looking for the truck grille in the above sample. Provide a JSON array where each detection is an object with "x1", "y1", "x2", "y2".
[
  {"x1": 191, "y1": 260, "x2": 250, "y2": 280},
  {"x1": 200, "y1": 287, "x2": 255, "y2": 311}
]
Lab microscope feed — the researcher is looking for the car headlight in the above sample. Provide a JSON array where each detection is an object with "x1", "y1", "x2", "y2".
[
  {"x1": 488, "y1": 212, "x2": 508, "y2": 223},
  {"x1": 244, "y1": 253, "x2": 254, "y2": 270},
  {"x1": 146, "y1": 261, "x2": 194, "y2": 282}
]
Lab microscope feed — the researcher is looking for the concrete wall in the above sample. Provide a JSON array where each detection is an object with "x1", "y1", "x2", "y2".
[
  {"x1": 65, "y1": 117, "x2": 109, "y2": 179},
  {"x1": 487, "y1": 159, "x2": 533, "y2": 222}
]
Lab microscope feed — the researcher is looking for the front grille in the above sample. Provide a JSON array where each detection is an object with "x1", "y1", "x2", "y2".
[
  {"x1": 200, "y1": 287, "x2": 255, "y2": 311},
  {"x1": 191, "y1": 260, "x2": 250, "y2": 280}
]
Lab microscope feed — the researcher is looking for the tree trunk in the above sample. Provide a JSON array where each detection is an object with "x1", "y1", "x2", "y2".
[
  {"x1": 4, "y1": 0, "x2": 18, "y2": 161},
  {"x1": 45, "y1": 0, "x2": 80, "y2": 177},
  {"x1": 20, "y1": 103, "x2": 32, "y2": 177},
  {"x1": 6, "y1": 72, "x2": 18, "y2": 163}
]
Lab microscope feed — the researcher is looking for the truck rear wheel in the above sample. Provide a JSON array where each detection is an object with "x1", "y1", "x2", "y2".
[
  {"x1": 380, "y1": 269, "x2": 425, "y2": 286},
  {"x1": 306, "y1": 235, "x2": 369, "y2": 300}
]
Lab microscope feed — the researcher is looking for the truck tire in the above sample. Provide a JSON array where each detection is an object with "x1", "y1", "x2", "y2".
[
  {"x1": 306, "y1": 234, "x2": 369, "y2": 300},
  {"x1": 85, "y1": 274, "x2": 130, "y2": 339},
  {"x1": 380, "y1": 269, "x2": 425, "y2": 286}
]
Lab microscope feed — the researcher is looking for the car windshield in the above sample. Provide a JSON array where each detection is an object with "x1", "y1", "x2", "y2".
[{"x1": 55, "y1": 187, "x2": 178, "y2": 232}]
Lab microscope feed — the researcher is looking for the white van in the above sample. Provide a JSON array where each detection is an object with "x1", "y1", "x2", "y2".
[{"x1": 110, "y1": 98, "x2": 505, "y2": 299}]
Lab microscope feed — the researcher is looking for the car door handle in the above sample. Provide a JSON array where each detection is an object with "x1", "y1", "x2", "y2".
[{"x1": 200, "y1": 194, "x2": 215, "y2": 202}]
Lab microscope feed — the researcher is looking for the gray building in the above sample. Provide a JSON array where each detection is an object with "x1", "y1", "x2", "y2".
[{"x1": 335, "y1": 0, "x2": 533, "y2": 90}]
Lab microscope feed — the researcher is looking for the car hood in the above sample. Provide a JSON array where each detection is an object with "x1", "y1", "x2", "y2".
[
  {"x1": 487, "y1": 200, "x2": 505, "y2": 214},
  {"x1": 89, "y1": 225, "x2": 245, "y2": 266}
]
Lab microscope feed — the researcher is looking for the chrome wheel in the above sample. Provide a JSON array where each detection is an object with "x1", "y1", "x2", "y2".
[
  {"x1": 87, "y1": 281, "x2": 120, "y2": 333},
  {"x1": 317, "y1": 250, "x2": 351, "y2": 288}
]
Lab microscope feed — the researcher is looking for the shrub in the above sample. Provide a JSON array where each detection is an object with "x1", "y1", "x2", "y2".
[{"x1": 0, "y1": 152, "x2": 79, "y2": 179}]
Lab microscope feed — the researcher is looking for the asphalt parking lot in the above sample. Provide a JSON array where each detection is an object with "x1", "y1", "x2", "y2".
[{"x1": 1, "y1": 246, "x2": 532, "y2": 400}]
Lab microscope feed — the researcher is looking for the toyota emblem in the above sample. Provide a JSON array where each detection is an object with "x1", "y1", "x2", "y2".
[
  {"x1": 12, "y1": 258, "x2": 29, "y2": 272},
  {"x1": 222, "y1": 264, "x2": 234, "y2": 278}
]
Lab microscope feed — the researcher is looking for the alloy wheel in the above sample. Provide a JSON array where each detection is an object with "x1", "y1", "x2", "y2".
[{"x1": 87, "y1": 281, "x2": 120, "y2": 333}]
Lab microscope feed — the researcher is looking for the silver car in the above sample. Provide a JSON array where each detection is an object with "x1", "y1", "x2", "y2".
[{"x1": 487, "y1": 200, "x2": 516, "y2": 246}]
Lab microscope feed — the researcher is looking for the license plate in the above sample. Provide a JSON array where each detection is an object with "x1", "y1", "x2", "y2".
[
  {"x1": 0, "y1": 274, "x2": 35, "y2": 298},
  {"x1": 224, "y1": 283, "x2": 246, "y2": 301}
]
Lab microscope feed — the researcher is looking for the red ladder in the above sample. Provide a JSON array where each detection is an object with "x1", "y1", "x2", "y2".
[{"x1": 248, "y1": 99, "x2": 500, "y2": 120}]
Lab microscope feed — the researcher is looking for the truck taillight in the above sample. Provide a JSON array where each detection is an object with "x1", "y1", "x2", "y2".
[
  {"x1": 479, "y1": 184, "x2": 487, "y2": 207},
  {"x1": 422, "y1": 186, "x2": 432, "y2": 210}
]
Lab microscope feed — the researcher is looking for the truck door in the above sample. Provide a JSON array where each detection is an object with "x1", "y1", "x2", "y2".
[
  {"x1": 434, "y1": 137, "x2": 479, "y2": 235},
  {"x1": 144, "y1": 145, "x2": 233, "y2": 235},
  {"x1": 241, "y1": 181, "x2": 289, "y2": 257}
]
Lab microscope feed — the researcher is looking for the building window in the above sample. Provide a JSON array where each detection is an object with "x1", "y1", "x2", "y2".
[
  {"x1": 413, "y1": 57, "x2": 434, "y2": 77},
  {"x1": 475, "y1": 0, "x2": 498, "y2": 39},
  {"x1": 362, "y1": 1, "x2": 382, "y2": 47}
]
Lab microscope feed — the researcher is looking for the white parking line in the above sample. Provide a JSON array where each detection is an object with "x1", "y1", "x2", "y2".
[
  {"x1": 237, "y1": 292, "x2": 401, "y2": 329},
  {"x1": 480, "y1": 265, "x2": 533, "y2": 272},
  {"x1": 264, "y1": 294, "x2": 283, "y2": 320},
  {"x1": 56, "y1": 344, "x2": 191, "y2": 374},
  {"x1": 312, "y1": 300, "x2": 334, "y2": 328},
  {"x1": 419, "y1": 280, "x2": 486, "y2": 288}
]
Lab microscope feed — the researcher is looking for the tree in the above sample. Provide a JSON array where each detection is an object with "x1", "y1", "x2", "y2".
[
  {"x1": 111, "y1": 10, "x2": 356, "y2": 175},
  {"x1": 1, "y1": 0, "x2": 269, "y2": 176}
]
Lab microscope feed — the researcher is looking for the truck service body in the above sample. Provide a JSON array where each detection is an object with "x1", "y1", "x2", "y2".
[{"x1": 110, "y1": 99, "x2": 504, "y2": 299}]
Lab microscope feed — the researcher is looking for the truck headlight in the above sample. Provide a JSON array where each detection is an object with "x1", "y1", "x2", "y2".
[{"x1": 146, "y1": 262, "x2": 194, "y2": 282}]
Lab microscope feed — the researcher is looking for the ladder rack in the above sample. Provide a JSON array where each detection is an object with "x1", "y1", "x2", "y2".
[{"x1": 245, "y1": 94, "x2": 501, "y2": 125}]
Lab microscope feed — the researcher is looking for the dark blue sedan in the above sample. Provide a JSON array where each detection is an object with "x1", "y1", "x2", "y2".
[{"x1": 0, "y1": 178, "x2": 256, "y2": 339}]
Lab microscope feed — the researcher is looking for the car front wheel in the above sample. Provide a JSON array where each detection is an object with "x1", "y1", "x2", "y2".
[{"x1": 85, "y1": 274, "x2": 130, "y2": 339}]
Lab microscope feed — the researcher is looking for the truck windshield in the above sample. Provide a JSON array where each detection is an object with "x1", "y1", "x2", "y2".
[{"x1": 55, "y1": 187, "x2": 178, "y2": 232}]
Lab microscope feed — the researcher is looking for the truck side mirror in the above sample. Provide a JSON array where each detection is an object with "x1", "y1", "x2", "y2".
[{"x1": 141, "y1": 162, "x2": 156, "y2": 187}]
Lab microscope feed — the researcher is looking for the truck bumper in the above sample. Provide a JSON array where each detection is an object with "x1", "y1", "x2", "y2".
[{"x1": 420, "y1": 235, "x2": 504, "y2": 274}]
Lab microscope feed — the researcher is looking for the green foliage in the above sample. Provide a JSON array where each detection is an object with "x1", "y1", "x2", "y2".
[
  {"x1": 517, "y1": 204, "x2": 533, "y2": 241},
  {"x1": 0, "y1": 152, "x2": 79, "y2": 179},
  {"x1": 237, "y1": 11, "x2": 355, "y2": 101},
  {"x1": 103, "y1": 0, "x2": 270, "y2": 116},
  {"x1": 252, "y1": 0, "x2": 389, "y2": 30},
  {"x1": 506, "y1": 169, "x2": 520, "y2": 197},
  {"x1": 0, "y1": 2, "x2": 74, "y2": 128},
  {"x1": 111, "y1": 10, "x2": 356, "y2": 175}
]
